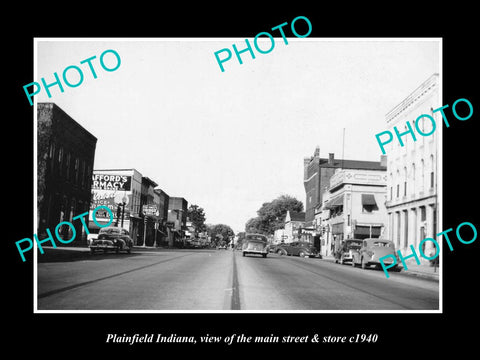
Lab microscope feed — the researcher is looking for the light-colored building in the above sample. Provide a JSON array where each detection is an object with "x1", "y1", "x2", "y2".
[
  {"x1": 319, "y1": 167, "x2": 387, "y2": 257},
  {"x1": 273, "y1": 211, "x2": 305, "y2": 244},
  {"x1": 90, "y1": 169, "x2": 143, "y2": 244},
  {"x1": 284, "y1": 211, "x2": 305, "y2": 243},
  {"x1": 384, "y1": 73, "x2": 440, "y2": 261}
]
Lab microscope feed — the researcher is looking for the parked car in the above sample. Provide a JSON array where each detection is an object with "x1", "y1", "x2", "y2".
[
  {"x1": 89, "y1": 226, "x2": 133, "y2": 254},
  {"x1": 351, "y1": 238, "x2": 398, "y2": 270},
  {"x1": 87, "y1": 232, "x2": 99, "y2": 246},
  {"x1": 335, "y1": 239, "x2": 363, "y2": 265},
  {"x1": 274, "y1": 241, "x2": 319, "y2": 258},
  {"x1": 242, "y1": 233, "x2": 269, "y2": 258}
]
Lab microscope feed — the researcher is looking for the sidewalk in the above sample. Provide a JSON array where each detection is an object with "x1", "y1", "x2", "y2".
[{"x1": 321, "y1": 255, "x2": 439, "y2": 282}]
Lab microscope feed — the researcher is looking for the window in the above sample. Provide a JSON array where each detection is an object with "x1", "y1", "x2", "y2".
[
  {"x1": 58, "y1": 146, "x2": 63, "y2": 163},
  {"x1": 74, "y1": 157, "x2": 79, "y2": 184},
  {"x1": 80, "y1": 160, "x2": 85, "y2": 188},
  {"x1": 430, "y1": 154, "x2": 435, "y2": 189},
  {"x1": 49, "y1": 142, "x2": 55, "y2": 158},
  {"x1": 65, "y1": 152, "x2": 71, "y2": 180},
  {"x1": 420, "y1": 159, "x2": 425, "y2": 192},
  {"x1": 411, "y1": 163, "x2": 416, "y2": 196},
  {"x1": 396, "y1": 184, "x2": 400, "y2": 198},
  {"x1": 420, "y1": 206, "x2": 426, "y2": 222},
  {"x1": 58, "y1": 146, "x2": 64, "y2": 176}
]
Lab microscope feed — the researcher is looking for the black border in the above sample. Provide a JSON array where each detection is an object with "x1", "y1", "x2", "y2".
[{"x1": 7, "y1": 5, "x2": 478, "y2": 355}]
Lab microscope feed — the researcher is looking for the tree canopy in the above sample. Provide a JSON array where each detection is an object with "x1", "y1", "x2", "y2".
[
  {"x1": 245, "y1": 194, "x2": 304, "y2": 235},
  {"x1": 207, "y1": 224, "x2": 235, "y2": 245},
  {"x1": 187, "y1": 204, "x2": 207, "y2": 232}
]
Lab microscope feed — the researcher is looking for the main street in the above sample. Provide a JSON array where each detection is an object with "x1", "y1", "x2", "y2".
[{"x1": 37, "y1": 248, "x2": 439, "y2": 311}]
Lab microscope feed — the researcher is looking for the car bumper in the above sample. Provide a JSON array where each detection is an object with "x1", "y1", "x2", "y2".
[
  {"x1": 243, "y1": 250, "x2": 268, "y2": 255},
  {"x1": 89, "y1": 245, "x2": 116, "y2": 250}
]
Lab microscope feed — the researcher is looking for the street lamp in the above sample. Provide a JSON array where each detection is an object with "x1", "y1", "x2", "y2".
[{"x1": 120, "y1": 193, "x2": 127, "y2": 228}]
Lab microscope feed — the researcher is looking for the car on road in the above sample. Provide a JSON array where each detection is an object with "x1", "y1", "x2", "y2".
[
  {"x1": 273, "y1": 241, "x2": 319, "y2": 258},
  {"x1": 242, "y1": 233, "x2": 269, "y2": 258},
  {"x1": 89, "y1": 226, "x2": 133, "y2": 254},
  {"x1": 351, "y1": 238, "x2": 399, "y2": 270},
  {"x1": 335, "y1": 239, "x2": 363, "y2": 265}
]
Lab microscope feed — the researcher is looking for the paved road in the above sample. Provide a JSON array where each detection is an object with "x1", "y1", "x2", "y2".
[{"x1": 37, "y1": 248, "x2": 439, "y2": 311}]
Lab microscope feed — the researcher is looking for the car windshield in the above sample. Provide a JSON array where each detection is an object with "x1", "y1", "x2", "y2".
[
  {"x1": 345, "y1": 241, "x2": 362, "y2": 249},
  {"x1": 245, "y1": 234, "x2": 267, "y2": 242},
  {"x1": 373, "y1": 241, "x2": 393, "y2": 247},
  {"x1": 99, "y1": 227, "x2": 121, "y2": 234}
]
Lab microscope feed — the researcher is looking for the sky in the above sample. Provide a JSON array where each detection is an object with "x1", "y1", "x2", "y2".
[{"x1": 35, "y1": 38, "x2": 440, "y2": 233}]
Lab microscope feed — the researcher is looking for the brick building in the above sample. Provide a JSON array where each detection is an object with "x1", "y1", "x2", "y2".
[
  {"x1": 303, "y1": 147, "x2": 387, "y2": 229},
  {"x1": 37, "y1": 103, "x2": 97, "y2": 244},
  {"x1": 167, "y1": 197, "x2": 188, "y2": 246}
]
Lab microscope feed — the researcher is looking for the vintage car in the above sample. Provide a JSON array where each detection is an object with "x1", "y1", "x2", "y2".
[
  {"x1": 89, "y1": 226, "x2": 133, "y2": 254},
  {"x1": 351, "y1": 238, "x2": 398, "y2": 270},
  {"x1": 274, "y1": 241, "x2": 319, "y2": 258},
  {"x1": 335, "y1": 239, "x2": 363, "y2": 265},
  {"x1": 242, "y1": 233, "x2": 269, "y2": 258}
]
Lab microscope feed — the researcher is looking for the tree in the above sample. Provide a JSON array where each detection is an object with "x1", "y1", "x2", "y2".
[
  {"x1": 187, "y1": 204, "x2": 206, "y2": 233},
  {"x1": 207, "y1": 224, "x2": 234, "y2": 245},
  {"x1": 245, "y1": 194, "x2": 304, "y2": 235}
]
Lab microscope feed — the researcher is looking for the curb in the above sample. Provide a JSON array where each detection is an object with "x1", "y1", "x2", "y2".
[{"x1": 320, "y1": 256, "x2": 439, "y2": 282}]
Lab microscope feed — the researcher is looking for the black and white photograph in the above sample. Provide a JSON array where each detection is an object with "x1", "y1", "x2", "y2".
[
  {"x1": 7, "y1": 6, "x2": 478, "y2": 356},
  {"x1": 33, "y1": 38, "x2": 442, "y2": 312}
]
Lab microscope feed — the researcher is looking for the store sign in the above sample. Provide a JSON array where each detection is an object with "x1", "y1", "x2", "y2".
[
  {"x1": 90, "y1": 190, "x2": 131, "y2": 219},
  {"x1": 92, "y1": 174, "x2": 131, "y2": 191},
  {"x1": 143, "y1": 204, "x2": 158, "y2": 216}
]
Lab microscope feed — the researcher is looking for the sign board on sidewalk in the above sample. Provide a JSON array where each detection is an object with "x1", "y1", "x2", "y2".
[{"x1": 143, "y1": 204, "x2": 158, "y2": 216}]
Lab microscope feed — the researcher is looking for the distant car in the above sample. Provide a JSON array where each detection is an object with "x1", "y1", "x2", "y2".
[
  {"x1": 274, "y1": 241, "x2": 319, "y2": 258},
  {"x1": 242, "y1": 233, "x2": 269, "y2": 258},
  {"x1": 89, "y1": 226, "x2": 133, "y2": 254},
  {"x1": 351, "y1": 238, "x2": 399, "y2": 270},
  {"x1": 217, "y1": 244, "x2": 227, "y2": 250},
  {"x1": 335, "y1": 239, "x2": 363, "y2": 265}
]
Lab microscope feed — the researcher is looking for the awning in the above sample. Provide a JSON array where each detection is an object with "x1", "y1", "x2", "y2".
[
  {"x1": 326, "y1": 195, "x2": 344, "y2": 209},
  {"x1": 354, "y1": 225, "x2": 381, "y2": 236},
  {"x1": 361, "y1": 194, "x2": 377, "y2": 206}
]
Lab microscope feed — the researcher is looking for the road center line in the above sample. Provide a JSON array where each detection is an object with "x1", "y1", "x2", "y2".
[{"x1": 230, "y1": 251, "x2": 241, "y2": 310}]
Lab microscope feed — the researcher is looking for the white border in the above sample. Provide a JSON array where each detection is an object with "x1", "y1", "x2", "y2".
[{"x1": 33, "y1": 37, "x2": 443, "y2": 314}]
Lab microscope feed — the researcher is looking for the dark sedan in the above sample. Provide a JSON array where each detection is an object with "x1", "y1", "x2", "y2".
[
  {"x1": 89, "y1": 226, "x2": 133, "y2": 254},
  {"x1": 273, "y1": 241, "x2": 320, "y2": 258}
]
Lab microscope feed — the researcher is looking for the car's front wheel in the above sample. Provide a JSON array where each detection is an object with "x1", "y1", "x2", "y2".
[{"x1": 299, "y1": 251, "x2": 306, "y2": 258}]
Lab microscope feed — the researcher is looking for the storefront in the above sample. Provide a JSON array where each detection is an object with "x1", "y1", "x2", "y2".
[{"x1": 89, "y1": 169, "x2": 142, "y2": 244}]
